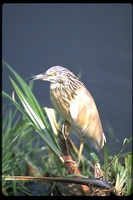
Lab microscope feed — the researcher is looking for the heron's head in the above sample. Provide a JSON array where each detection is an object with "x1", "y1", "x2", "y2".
[{"x1": 29, "y1": 65, "x2": 78, "y2": 84}]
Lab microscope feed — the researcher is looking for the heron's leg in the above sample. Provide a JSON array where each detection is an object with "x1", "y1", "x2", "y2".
[
  {"x1": 77, "y1": 136, "x2": 85, "y2": 165},
  {"x1": 61, "y1": 120, "x2": 70, "y2": 139},
  {"x1": 61, "y1": 121, "x2": 76, "y2": 166}
]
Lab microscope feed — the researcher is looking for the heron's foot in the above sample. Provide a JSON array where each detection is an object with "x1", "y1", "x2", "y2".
[
  {"x1": 65, "y1": 158, "x2": 81, "y2": 167},
  {"x1": 65, "y1": 159, "x2": 78, "y2": 165},
  {"x1": 64, "y1": 159, "x2": 80, "y2": 174}
]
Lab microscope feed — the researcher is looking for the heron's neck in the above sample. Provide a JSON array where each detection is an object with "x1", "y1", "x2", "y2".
[{"x1": 50, "y1": 82, "x2": 61, "y2": 90}]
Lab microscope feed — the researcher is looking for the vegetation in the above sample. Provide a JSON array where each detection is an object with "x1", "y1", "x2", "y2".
[{"x1": 2, "y1": 60, "x2": 132, "y2": 196}]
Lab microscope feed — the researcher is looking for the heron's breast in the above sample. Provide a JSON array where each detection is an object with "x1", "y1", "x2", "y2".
[{"x1": 50, "y1": 86, "x2": 71, "y2": 120}]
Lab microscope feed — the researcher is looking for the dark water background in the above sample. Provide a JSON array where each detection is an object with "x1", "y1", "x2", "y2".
[{"x1": 2, "y1": 4, "x2": 132, "y2": 155}]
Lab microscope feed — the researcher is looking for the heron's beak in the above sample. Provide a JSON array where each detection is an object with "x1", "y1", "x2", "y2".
[{"x1": 27, "y1": 73, "x2": 48, "y2": 81}]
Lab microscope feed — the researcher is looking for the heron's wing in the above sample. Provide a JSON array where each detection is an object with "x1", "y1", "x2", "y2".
[
  {"x1": 69, "y1": 86, "x2": 105, "y2": 150},
  {"x1": 69, "y1": 86, "x2": 95, "y2": 128}
]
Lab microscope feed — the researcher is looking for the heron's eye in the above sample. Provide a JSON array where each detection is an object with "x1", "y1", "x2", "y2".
[{"x1": 50, "y1": 72, "x2": 57, "y2": 76}]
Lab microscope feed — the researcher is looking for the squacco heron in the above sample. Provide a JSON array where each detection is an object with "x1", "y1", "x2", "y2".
[{"x1": 30, "y1": 66, "x2": 106, "y2": 164}]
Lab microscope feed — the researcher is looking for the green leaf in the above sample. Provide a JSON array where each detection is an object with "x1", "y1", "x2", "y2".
[
  {"x1": 84, "y1": 143, "x2": 99, "y2": 163},
  {"x1": 2, "y1": 60, "x2": 63, "y2": 162},
  {"x1": 103, "y1": 142, "x2": 109, "y2": 180}
]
